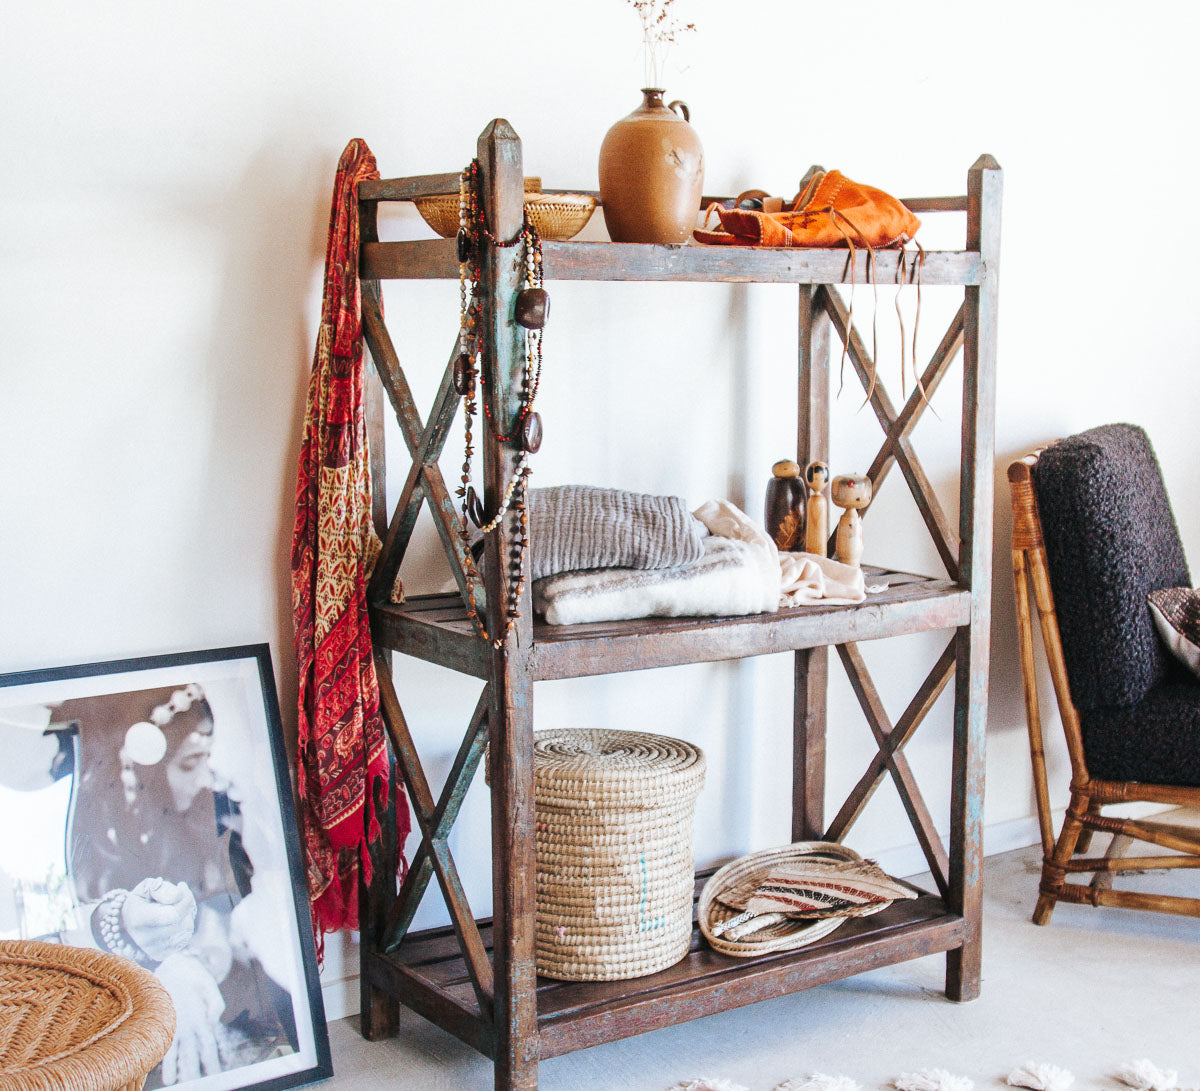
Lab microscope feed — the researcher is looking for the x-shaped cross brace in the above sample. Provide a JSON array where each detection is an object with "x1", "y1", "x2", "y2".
[
  {"x1": 374, "y1": 653, "x2": 494, "y2": 1019},
  {"x1": 361, "y1": 283, "x2": 484, "y2": 613},
  {"x1": 807, "y1": 283, "x2": 968, "y2": 894},
  {"x1": 817, "y1": 284, "x2": 964, "y2": 580}
]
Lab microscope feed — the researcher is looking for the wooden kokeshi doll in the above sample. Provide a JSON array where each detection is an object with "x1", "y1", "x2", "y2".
[
  {"x1": 831, "y1": 473, "x2": 872, "y2": 567},
  {"x1": 804, "y1": 461, "x2": 830, "y2": 556},
  {"x1": 765, "y1": 460, "x2": 805, "y2": 550}
]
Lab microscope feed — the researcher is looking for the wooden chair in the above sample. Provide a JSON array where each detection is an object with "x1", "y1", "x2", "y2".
[{"x1": 1008, "y1": 423, "x2": 1200, "y2": 924}]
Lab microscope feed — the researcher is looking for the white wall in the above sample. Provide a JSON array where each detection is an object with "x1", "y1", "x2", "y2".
[{"x1": 4, "y1": 0, "x2": 1200, "y2": 1017}]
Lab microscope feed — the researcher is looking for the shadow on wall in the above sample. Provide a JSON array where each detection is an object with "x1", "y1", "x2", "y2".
[{"x1": 193, "y1": 141, "x2": 336, "y2": 760}]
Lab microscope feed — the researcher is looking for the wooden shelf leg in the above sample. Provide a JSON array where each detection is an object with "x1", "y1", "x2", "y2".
[
  {"x1": 793, "y1": 647, "x2": 827, "y2": 841},
  {"x1": 794, "y1": 283, "x2": 831, "y2": 842},
  {"x1": 477, "y1": 117, "x2": 539, "y2": 1091},
  {"x1": 946, "y1": 154, "x2": 1001, "y2": 1003},
  {"x1": 359, "y1": 751, "x2": 401, "y2": 1039},
  {"x1": 488, "y1": 665, "x2": 538, "y2": 1090}
]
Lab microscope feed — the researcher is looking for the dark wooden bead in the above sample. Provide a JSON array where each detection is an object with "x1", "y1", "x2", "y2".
[
  {"x1": 515, "y1": 287, "x2": 549, "y2": 330},
  {"x1": 457, "y1": 228, "x2": 473, "y2": 263},
  {"x1": 466, "y1": 487, "x2": 485, "y2": 528},
  {"x1": 522, "y1": 411, "x2": 543, "y2": 453},
  {"x1": 453, "y1": 353, "x2": 473, "y2": 395}
]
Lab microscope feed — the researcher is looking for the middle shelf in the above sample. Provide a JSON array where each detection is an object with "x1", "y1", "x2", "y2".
[{"x1": 371, "y1": 566, "x2": 969, "y2": 680}]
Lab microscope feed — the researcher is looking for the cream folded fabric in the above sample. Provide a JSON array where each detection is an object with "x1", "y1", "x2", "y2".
[{"x1": 693, "y1": 499, "x2": 867, "y2": 607}]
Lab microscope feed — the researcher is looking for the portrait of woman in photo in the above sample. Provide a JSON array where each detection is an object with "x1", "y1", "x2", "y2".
[
  {"x1": 9, "y1": 682, "x2": 300, "y2": 1088},
  {"x1": 0, "y1": 647, "x2": 331, "y2": 1091}
]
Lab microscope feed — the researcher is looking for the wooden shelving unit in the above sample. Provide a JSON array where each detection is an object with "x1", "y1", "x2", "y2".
[{"x1": 356, "y1": 119, "x2": 1001, "y2": 1091}]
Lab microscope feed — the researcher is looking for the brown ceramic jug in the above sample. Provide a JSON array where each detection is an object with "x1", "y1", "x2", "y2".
[{"x1": 598, "y1": 88, "x2": 704, "y2": 244}]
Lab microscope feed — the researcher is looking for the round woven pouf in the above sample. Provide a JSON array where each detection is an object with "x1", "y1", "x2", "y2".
[
  {"x1": 531, "y1": 728, "x2": 705, "y2": 982},
  {"x1": 0, "y1": 940, "x2": 175, "y2": 1091}
]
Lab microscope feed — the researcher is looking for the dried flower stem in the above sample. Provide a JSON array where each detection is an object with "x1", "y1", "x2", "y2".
[{"x1": 626, "y1": 0, "x2": 695, "y2": 89}]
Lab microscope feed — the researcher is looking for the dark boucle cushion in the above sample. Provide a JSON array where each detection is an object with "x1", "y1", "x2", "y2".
[
  {"x1": 1033, "y1": 424, "x2": 1190, "y2": 711},
  {"x1": 1082, "y1": 679, "x2": 1200, "y2": 787}
]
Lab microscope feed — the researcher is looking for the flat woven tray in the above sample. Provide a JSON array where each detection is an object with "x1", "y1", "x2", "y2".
[{"x1": 699, "y1": 841, "x2": 891, "y2": 958}]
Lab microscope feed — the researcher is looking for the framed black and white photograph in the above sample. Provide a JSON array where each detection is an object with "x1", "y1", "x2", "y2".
[{"x1": 0, "y1": 645, "x2": 332, "y2": 1090}]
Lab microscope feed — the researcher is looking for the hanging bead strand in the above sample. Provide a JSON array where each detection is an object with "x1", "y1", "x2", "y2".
[{"x1": 453, "y1": 161, "x2": 548, "y2": 649}]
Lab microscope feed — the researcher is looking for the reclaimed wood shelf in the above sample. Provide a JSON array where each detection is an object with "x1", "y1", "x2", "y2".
[
  {"x1": 361, "y1": 238, "x2": 982, "y2": 286},
  {"x1": 362, "y1": 871, "x2": 961, "y2": 1063},
  {"x1": 372, "y1": 568, "x2": 971, "y2": 681},
  {"x1": 356, "y1": 119, "x2": 1001, "y2": 1091}
]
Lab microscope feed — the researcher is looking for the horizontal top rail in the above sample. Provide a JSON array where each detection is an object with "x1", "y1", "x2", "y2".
[
  {"x1": 359, "y1": 174, "x2": 463, "y2": 201},
  {"x1": 361, "y1": 239, "x2": 982, "y2": 286}
]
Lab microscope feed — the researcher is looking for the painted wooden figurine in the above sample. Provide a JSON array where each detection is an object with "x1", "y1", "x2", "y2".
[
  {"x1": 804, "y1": 461, "x2": 830, "y2": 556},
  {"x1": 765, "y1": 459, "x2": 805, "y2": 550},
  {"x1": 831, "y1": 473, "x2": 872, "y2": 567}
]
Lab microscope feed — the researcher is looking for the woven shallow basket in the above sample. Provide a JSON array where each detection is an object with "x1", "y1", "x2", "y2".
[
  {"x1": 699, "y1": 842, "x2": 874, "y2": 958},
  {"x1": 413, "y1": 186, "x2": 598, "y2": 241},
  {"x1": 0, "y1": 940, "x2": 175, "y2": 1091},
  {"x1": 530, "y1": 728, "x2": 705, "y2": 982}
]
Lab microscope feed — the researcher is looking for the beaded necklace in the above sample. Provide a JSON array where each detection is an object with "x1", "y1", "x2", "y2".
[{"x1": 453, "y1": 161, "x2": 546, "y2": 649}]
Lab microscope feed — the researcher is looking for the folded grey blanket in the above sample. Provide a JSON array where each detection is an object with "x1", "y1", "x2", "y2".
[{"x1": 529, "y1": 485, "x2": 706, "y2": 580}]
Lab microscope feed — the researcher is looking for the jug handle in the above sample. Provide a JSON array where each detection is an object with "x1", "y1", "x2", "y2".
[{"x1": 667, "y1": 100, "x2": 690, "y2": 122}]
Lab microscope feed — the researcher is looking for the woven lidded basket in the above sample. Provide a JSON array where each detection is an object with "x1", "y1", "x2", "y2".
[
  {"x1": 0, "y1": 939, "x2": 175, "y2": 1091},
  {"x1": 531, "y1": 728, "x2": 705, "y2": 982}
]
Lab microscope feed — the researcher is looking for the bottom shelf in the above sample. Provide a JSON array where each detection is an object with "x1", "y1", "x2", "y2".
[{"x1": 363, "y1": 871, "x2": 965, "y2": 1061}]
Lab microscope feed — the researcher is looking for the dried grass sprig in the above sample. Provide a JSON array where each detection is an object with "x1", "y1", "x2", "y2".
[{"x1": 627, "y1": 0, "x2": 695, "y2": 89}]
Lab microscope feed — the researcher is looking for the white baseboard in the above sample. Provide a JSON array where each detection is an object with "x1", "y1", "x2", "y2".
[{"x1": 321, "y1": 974, "x2": 360, "y2": 1024}]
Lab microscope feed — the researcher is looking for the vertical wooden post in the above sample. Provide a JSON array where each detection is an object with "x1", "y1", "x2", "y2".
[
  {"x1": 359, "y1": 764, "x2": 400, "y2": 1039},
  {"x1": 794, "y1": 283, "x2": 830, "y2": 842},
  {"x1": 947, "y1": 154, "x2": 1001, "y2": 1002},
  {"x1": 360, "y1": 197, "x2": 390, "y2": 543},
  {"x1": 477, "y1": 119, "x2": 539, "y2": 1090},
  {"x1": 357, "y1": 193, "x2": 401, "y2": 1039}
]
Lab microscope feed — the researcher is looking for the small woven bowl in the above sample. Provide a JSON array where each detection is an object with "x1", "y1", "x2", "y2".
[{"x1": 414, "y1": 179, "x2": 597, "y2": 241}]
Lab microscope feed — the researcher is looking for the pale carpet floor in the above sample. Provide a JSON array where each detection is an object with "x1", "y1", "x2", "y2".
[{"x1": 321, "y1": 829, "x2": 1199, "y2": 1090}]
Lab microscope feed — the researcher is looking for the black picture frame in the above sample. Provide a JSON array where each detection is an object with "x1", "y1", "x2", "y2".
[{"x1": 0, "y1": 644, "x2": 333, "y2": 1090}]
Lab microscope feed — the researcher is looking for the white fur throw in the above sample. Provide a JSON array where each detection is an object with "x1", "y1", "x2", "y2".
[{"x1": 534, "y1": 535, "x2": 780, "y2": 625}]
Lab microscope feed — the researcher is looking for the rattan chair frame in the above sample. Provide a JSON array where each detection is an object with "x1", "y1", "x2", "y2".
[{"x1": 1008, "y1": 453, "x2": 1200, "y2": 925}]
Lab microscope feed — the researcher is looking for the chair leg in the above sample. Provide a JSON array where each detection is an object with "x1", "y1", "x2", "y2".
[
  {"x1": 1090, "y1": 832, "x2": 1134, "y2": 894},
  {"x1": 1076, "y1": 798, "x2": 1101, "y2": 855},
  {"x1": 1034, "y1": 790, "x2": 1089, "y2": 925}
]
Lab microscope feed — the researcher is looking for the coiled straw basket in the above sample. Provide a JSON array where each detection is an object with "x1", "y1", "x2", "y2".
[
  {"x1": 0, "y1": 940, "x2": 175, "y2": 1091},
  {"x1": 531, "y1": 729, "x2": 705, "y2": 982}
]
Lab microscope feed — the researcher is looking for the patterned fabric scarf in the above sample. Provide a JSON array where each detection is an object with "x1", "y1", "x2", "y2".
[{"x1": 291, "y1": 138, "x2": 408, "y2": 951}]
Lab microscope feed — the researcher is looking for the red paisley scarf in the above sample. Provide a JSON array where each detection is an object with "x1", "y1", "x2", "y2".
[{"x1": 291, "y1": 138, "x2": 409, "y2": 950}]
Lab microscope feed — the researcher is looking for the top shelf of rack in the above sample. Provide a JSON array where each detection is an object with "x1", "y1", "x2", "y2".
[{"x1": 360, "y1": 238, "x2": 982, "y2": 286}]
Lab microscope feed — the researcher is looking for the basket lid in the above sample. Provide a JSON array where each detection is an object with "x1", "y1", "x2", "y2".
[{"x1": 531, "y1": 729, "x2": 705, "y2": 811}]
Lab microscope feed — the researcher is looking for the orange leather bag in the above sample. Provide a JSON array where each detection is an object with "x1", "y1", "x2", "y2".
[{"x1": 694, "y1": 169, "x2": 920, "y2": 249}]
